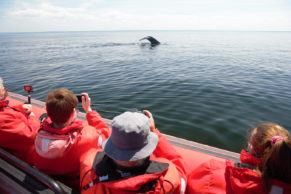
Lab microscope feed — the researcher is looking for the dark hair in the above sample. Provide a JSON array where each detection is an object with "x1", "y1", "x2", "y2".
[
  {"x1": 248, "y1": 123, "x2": 291, "y2": 191},
  {"x1": 46, "y1": 89, "x2": 78, "y2": 124}
]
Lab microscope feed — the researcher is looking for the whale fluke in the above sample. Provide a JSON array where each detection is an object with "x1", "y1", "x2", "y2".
[{"x1": 139, "y1": 36, "x2": 160, "y2": 46}]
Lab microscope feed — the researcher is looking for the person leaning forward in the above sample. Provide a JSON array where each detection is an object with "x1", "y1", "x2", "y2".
[
  {"x1": 186, "y1": 123, "x2": 291, "y2": 194},
  {"x1": 80, "y1": 110, "x2": 187, "y2": 194},
  {"x1": 0, "y1": 77, "x2": 39, "y2": 165}
]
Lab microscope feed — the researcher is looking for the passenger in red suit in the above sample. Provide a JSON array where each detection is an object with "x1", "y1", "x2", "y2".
[
  {"x1": 0, "y1": 77, "x2": 39, "y2": 165},
  {"x1": 80, "y1": 110, "x2": 187, "y2": 194},
  {"x1": 187, "y1": 123, "x2": 291, "y2": 194},
  {"x1": 33, "y1": 89, "x2": 110, "y2": 189}
]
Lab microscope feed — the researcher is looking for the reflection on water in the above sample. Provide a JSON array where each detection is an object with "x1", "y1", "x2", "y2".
[{"x1": 1, "y1": 31, "x2": 291, "y2": 152}]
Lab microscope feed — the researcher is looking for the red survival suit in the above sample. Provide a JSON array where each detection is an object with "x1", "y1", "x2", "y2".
[
  {"x1": 80, "y1": 128, "x2": 187, "y2": 194},
  {"x1": 187, "y1": 149, "x2": 291, "y2": 194},
  {"x1": 33, "y1": 111, "x2": 110, "y2": 188},
  {"x1": 0, "y1": 100, "x2": 40, "y2": 165}
]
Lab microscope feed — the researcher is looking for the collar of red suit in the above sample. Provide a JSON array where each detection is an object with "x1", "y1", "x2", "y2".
[
  {"x1": 41, "y1": 118, "x2": 84, "y2": 135},
  {"x1": 240, "y1": 149, "x2": 261, "y2": 167},
  {"x1": 0, "y1": 100, "x2": 8, "y2": 110}
]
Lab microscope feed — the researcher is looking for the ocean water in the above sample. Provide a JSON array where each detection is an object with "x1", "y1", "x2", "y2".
[{"x1": 1, "y1": 31, "x2": 291, "y2": 152}]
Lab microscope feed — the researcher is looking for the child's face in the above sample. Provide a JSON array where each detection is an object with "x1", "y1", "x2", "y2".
[{"x1": 248, "y1": 128, "x2": 258, "y2": 155}]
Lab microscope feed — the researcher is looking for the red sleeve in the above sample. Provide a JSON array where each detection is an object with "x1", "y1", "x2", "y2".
[
  {"x1": 0, "y1": 108, "x2": 39, "y2": 164},
  {"x1": 86, "y1": 111, "x2": 111, "y2": 140},
  {"x1": 26, "y1": 114, "x2": 40, "y2": 133},
  {"x1": 152, "y1": 128, "x2": 187, "y2": 182},
  {"x1": 11, "y1": 103, "x2": 40, "y2": 133},
  {"x1": 80, "y1": 148, "x2": 100, "y2": 189},
  {"x1": 11, "y1": 103, "x2": 25, "y2": 114}
]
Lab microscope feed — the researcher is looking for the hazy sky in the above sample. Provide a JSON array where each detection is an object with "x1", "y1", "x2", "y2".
[{"x1": 0, "y1": 0, "x2": 290, "y2": 32}]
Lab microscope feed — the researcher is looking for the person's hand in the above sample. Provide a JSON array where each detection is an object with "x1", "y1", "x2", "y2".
[
  {"x1": 22, "y1": 104, "x2": 33, "y2": 115},
  {"x1": 81, "y1": 93, "x2": 92, "y2": 113},
  {"x1": 143, "y1": 110, "x2": 155, "y2": 132}
]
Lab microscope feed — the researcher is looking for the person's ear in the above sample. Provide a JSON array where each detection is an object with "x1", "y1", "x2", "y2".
[
  {"x1": 248, "y1": 142, "x2": 254, "y2": 152},
  {"x1": 72, "y1": 108, "x2": 77, "y2": 120},
  {"x1": 3, "y1": 86, "x2": 8, "y2": 99}
]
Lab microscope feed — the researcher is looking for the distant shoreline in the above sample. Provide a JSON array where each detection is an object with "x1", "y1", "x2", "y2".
[{"x1": 1, "y1": 30, "x2": 291, "y2": 34}]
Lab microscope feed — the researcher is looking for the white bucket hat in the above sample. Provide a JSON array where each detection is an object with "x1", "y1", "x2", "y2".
[{"x1": 102, "y1": 111, "x2": 158, "y2": 162}]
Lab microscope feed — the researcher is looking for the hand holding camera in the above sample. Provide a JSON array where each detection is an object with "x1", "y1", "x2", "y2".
[{"x1": 77, "y1": 93, "x2": 92, "y2": 113}]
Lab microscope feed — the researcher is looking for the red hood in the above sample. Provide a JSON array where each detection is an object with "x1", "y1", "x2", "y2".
[
  {"x1": 41, "y1": 119, "x2": 84, "y2": 135},
  {"x1": 240, "y1": 149, "x2": 261, "y2": 167}
]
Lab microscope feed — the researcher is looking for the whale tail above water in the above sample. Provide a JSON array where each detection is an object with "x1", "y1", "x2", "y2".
[{"x1": 139, "y1": 36, "x2": 160, "y2": 46}]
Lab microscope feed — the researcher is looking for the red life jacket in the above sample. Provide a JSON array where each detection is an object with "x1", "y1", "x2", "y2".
[
  {"x1": 35, "y1": 119, "x2": 83, "y2": 159},
  {"x1": 0, "y1": 100, "x2": 39, "y2": 165},
  {"x1": 33, "y1": 111, "x2": 110, "y2": 188},
  {"x1": 80, "y1": 149, "x2": 183, "y2": 194}
]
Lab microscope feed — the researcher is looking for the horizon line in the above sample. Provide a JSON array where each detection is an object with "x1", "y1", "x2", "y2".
[{"x1": 1, "y1": 29, "x2": 291, "y2": 34}]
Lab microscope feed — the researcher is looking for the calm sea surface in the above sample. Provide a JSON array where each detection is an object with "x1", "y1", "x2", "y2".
[{"x1": 1, "y1": 31, "x2": 291, "y2": 152}]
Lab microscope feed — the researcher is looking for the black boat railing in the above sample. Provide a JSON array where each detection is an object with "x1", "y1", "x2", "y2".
[{"x1": 0, "y1": 147, "x2": 69, "y2": 194}]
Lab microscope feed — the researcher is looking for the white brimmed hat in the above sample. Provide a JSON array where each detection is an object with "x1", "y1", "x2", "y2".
[{"x1": 102, "y1": 111, "x2": 158, "y2": 161}]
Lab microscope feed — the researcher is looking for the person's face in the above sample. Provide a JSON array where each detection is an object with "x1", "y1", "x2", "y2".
[
  {"x1": 248, "y1": 128, "x2": 259, "y2": 156},
  {"x1": 0, "y1": 83, "x2": 4, "y2": 100}
]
